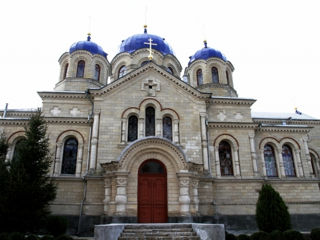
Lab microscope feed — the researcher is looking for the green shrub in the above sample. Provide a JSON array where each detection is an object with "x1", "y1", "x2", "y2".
[
  {"x1": 46, "y1": 216, "x2": 67, "y2": 237},
  {"x1": 269, "y1": 230, "x2": 283, "y2": 240},
  {"x1": 226, "y1": 232, "x2": 237, "y2": 240},
  {"x1": 250, "y1": 231, "x2": 269, "y2": 240},
  {"x1": 238, "y1": 234, "x2": 250, "y2": 240},
  {"x1": 0, "y1": 233, "x2": 9, "y2": 240},
  {"x1": 256, "y1": 184, "x2": 291, "y2": 232},
  {"x1": 311, "y1": 228, "x2": 320, "y2": 240},
  {"x1": 54, "y1": 235, "x2": 72, "y2": 240},
  {"x1": 25, "y1": 235, "x2": 39, "y2": 240},
  {"x1": 8, "y1": 232, "x2": 24, "y2": 240},
  {"x1": 41, "y1": 235, "x2": 53, "y2": 240},
  {"x1": 283, "y1": 229, "x2": 304, "y2": 240}
]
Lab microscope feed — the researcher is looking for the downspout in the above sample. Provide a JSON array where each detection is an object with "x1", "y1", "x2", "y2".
[
  {"x1": 77, "y1": 89, "x2": 94, "y2": 235},
  {"x1": 3, "y1": 103, "x2": 8, "y2": 118}
]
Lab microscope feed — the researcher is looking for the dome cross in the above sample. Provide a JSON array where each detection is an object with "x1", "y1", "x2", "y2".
[{"x1": 144, "y1": 38, "x2": 157, "y2": 60}]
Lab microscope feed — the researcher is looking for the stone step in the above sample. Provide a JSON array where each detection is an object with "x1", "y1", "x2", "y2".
[
  {"x1": 118, "y1": 237, "x2": 200, "y2": 240},
  {"x1": 118, "y1": 224, "x2": 200, "y2": 240},
  {"x1": 122, "y1": 228, "x2": 194, "y2": 233}
]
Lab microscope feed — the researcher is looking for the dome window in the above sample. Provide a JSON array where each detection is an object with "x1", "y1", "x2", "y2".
[
  {"x1": 94, "y1": 64, "x2": 101, "y2": 81},
  {"x1": 76, "y1": 60, "x2": 85, "y2": 78},
  {"x1": 167, "y1": 67, "x2": 173, "y2": 75},
  {"x1": 212, "y1": 67, "x2": 219, "y2": 83},
  {"x1": 196, "y1": 69, "x2": 203, "y2": 86},
  {"x1": 141, "y1": 61, "x2": 149, "y2": 67},
  {"x1": 118, "y1": 65, "x2": 126, "y2": 78},
  {"x1": 63, "y1": 64, "x2": 68, "y2": 79},
  {"x1": 226, "y1": 71, "x2": 230, "y2": 85}
]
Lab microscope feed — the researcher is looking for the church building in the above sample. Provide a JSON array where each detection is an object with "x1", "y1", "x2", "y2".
[{"x1": 1, "y1": 26, "x2": 320, "y2": 233}]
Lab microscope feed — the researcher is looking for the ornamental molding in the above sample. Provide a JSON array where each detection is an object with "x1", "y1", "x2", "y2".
[
  {"x1": 0, "y1": 119, "x2": 29, "y2": 126},
  {"x1": 90, "y1": 62, "x2": 211, "y2": 100},
  {"x1": 44, "y1": 117, "x2": 90, "y2": 125},
  {"x1": 101, "y1": 161, "x2": 120, "y2": 172},
  {"x1": 187, "y1": 162, "x2": 204, "y2": 174},
  {"x1": 206, "y1": 97, "x2": 256, "y2": 106},
  {"x1": 254, "y1": 118, "x2": 320, "y2": 125},
  {"x1": 38, "y1": 91, "x2": 88, "y2": 100},
  {"x1": 257, "y1": 125, "x2": 311, "y2": 133},
  {"x1": 208, "y1": 122, "x2": 257, "y2": 129}
]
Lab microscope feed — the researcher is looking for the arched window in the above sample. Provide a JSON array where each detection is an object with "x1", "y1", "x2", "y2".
[
  {"x1": 167, "y1": 67, "x2": 173, "y2": 75},
  {"x1": 128, "y1": 115, "x2": 138, "y2": 142},
  {"x1": 212, "y1": 67, "x2": 219, "y2": 83},
  {"x1": 61, "y1": 138, "x2": 78, "y2": 174},
  {"x1": 145, "y1": 106, "x2": 155, "y2": 136},
  {"x1": 264, "y1": 144, "x2": 278, "y2": 177},
  {"x1": 196, "y1": 69, "x2": 203, "y2": 86},
  {"x1": 94, "y1": 64, "x2": 101, "y2": 81},
  {"x1": 141, "y1": 61, "x2": 149, "y2": 67},
  {"x1": 63, "y1": 64, "x2": 68, "y2": 79},
  {"x1": 76, "y1": 60, "x2": 85, "y2": 78},
  {"x1": 12, "y1": 138, "x2": 26, "y2": 161},
  {"x1": 118, "y1": 65, "x2": 126, "y2": 78},
  {"x1": 219, "y1": 141, "x2": 233, "y2": 176},
  {"x1": 163, "y1": 116, "x2": 172, "y2": 141},
  {"x1": 310, "y1": 153, "x2": 317, "y2": 175},
  {"x1": 226, "y1": 70, "x2": 230, "y2": 85},
  {"x1": 282, "y1": 144, "x2": 296, "y2": 177}
]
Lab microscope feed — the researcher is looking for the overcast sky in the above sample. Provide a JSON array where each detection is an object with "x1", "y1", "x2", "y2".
[{"x1": 0, "y1": 0, "x2": 319, "y2": 118}]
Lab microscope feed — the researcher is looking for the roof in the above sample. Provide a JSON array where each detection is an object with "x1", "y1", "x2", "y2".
[
  {"x1": 252, "y1": 112, "x2": 317, "y2": 120},
  {"x1": 69, "y1": 34, "x2": 107, "y2": 58},
  {"x1": 119, "y1": 26, "x2": 173, "y2": 56},
  {"x1": 189, "y1": 41, "x2": 226, "y2": 65}
]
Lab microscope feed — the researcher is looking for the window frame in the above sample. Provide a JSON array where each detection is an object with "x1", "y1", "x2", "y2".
[{"x1": 76, "y1": 60, "x2": 85, "y2": 78}]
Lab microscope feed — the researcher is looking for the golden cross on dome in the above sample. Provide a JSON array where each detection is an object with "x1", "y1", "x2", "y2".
[{"x1": 144, "y1": 38, "x2": 157, "y2": 60}]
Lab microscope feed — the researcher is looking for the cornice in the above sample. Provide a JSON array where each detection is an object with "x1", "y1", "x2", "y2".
[
  {"x1": 208, "y1": 122, "x2": 257, "y2": 129},
  {"x1": 38, "y1": 91, "x2": 87, "y2": 100},
  {"x1": 44, "y1": 117, "x2": 91, "y2": 125},
  {"x1": 91, "y1": 62, "x2": 211, "y2": 100},
  {"x1": 0, "y1": 118, "x2": 29, "y2": 126},
  {"x1": 253, "y1": 118, "x2": 320, "y2": 125},
  {"x1": 207, "y1": 97, "x2": 256, "y2": 106},
  {"x1": 257, "y1": 124, "x2": 312, "y2": 133}
]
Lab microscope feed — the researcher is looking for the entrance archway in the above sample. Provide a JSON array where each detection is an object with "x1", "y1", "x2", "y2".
[{"x1": 138, "y1": 159, "x2": 167, "y2": 223}]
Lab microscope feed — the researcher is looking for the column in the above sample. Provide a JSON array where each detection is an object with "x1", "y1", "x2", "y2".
[
  {"x1": 138, "y1": 117, "x2": 144, "y2": 138},
  {"x1": 233, "y1": 148, "x2": 240, "y2": 177},
  {"x1": 249, "y1": 133, "x2": 258, "y2": 176},
  {"x1": 173, "y1": 119, "x2": 179, "y2": 144},
  {"x1": 5, "y1": 146, "x2": 12, "y2": 162},
  {"x1": 120, "y1": 118, "x2": 127, "y2": 143},
  {"x1": 54, "y1": 143, "x2": 63, "y2": 176},
  {"x1": 191, "y1": 179, "x2": 199, "y2": 214},
  {"x1": 302, "y1": 137, "x2": 312, "y2": 177},
  {"x1": 103, "y1": 174, "x2": 112, "y2": 215},
  {"x1": 156, "y1": 118, "x2": 162, "y2": 136},
  {"x1": 177, "y1": 172, "x2": 191, "y2": 216},
  {"x1": 294, "y1": 149, "x2": 303, "y2": 178},
  {"x1": 260, "y1": 150, "x2": 267, "y2": 177},
  {"x1": 278, "y1": 152, "x2": 286, "y2": 177},
  {"x1": 215, "y1": 146, "x2": 221, "y2": 177},
  {"x1": 75, "y1": 144, "x2": 83, "y2": 177},
  {"x1": 115, "y1": 172, "x2": 128, "y2": 215},
  {"x1": 89, "y1": 112, "x2": 100, "y2": 171},
  {"x1": 200, "y1": 113, "x2": 209, "y2": 171}
]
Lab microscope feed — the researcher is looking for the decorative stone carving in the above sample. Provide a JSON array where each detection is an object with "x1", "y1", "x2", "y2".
[
  {"x1": 70, "y1": 107, "x2": 81, "y2": 117},
  {"x1": 187, "y1": 162, "x2": 204, "y2": 173},
  {"x1": 177, "y1": 172, "x2": 192, "y2": 216},
  {"x1": 101, "y1": 161, "x2": 119, "y2": 172},
  {"x1": 217, "y1": 110, "x2": 226, "y2": 121},
  {"x1": 114, "y1": 172, "x2": 128, "y2": 215},
  {"x1": 50, "y1": 106, "x2": 61, "y2": 116},
  {"x1": 141, "y1": 78, "x2": 160, "y2": 96}
]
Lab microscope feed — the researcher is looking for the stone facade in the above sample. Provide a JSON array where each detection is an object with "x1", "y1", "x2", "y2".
[{"x1": 1, "y1": 29, "x2": 319, "y2": 233}]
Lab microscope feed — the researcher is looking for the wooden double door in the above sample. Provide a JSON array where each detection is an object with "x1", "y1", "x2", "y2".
[{"x1": 138, "y1": 159, "x2": 167, "y2": 223}]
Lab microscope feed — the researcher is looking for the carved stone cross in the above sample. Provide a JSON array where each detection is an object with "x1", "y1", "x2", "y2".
[{"x1": 141, "y1": 79, "x2": 160, "y2": 96}]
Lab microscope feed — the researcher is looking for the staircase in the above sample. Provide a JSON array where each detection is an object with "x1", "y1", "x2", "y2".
[{"x1": 118, "y1": 224, "x2": 201, "y2": 240}]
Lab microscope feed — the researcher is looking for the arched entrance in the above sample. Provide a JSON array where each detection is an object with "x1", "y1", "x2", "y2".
[{"x1": 138, "y1": 159, "x2": 167, "y2": 223}]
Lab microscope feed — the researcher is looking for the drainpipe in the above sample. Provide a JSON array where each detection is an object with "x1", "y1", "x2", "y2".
[{"x1": 77, "y1": 89, "x2": 94, "y2": 235}]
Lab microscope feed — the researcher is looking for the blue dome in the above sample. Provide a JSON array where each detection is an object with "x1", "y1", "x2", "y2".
[
  {"x1": 69, "y1": 35, "x2": 107, "y2": 58},
  {"x1": 119, "y1": 27, "x2": 173, "y2": 56},
  {"x1": 189, "y1": 41, "x2": 226, "y2": 65}
]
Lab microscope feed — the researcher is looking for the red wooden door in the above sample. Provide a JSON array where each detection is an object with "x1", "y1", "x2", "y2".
[{"x1": 138, "y1": 160, "x2": 167, "y2": 223}]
